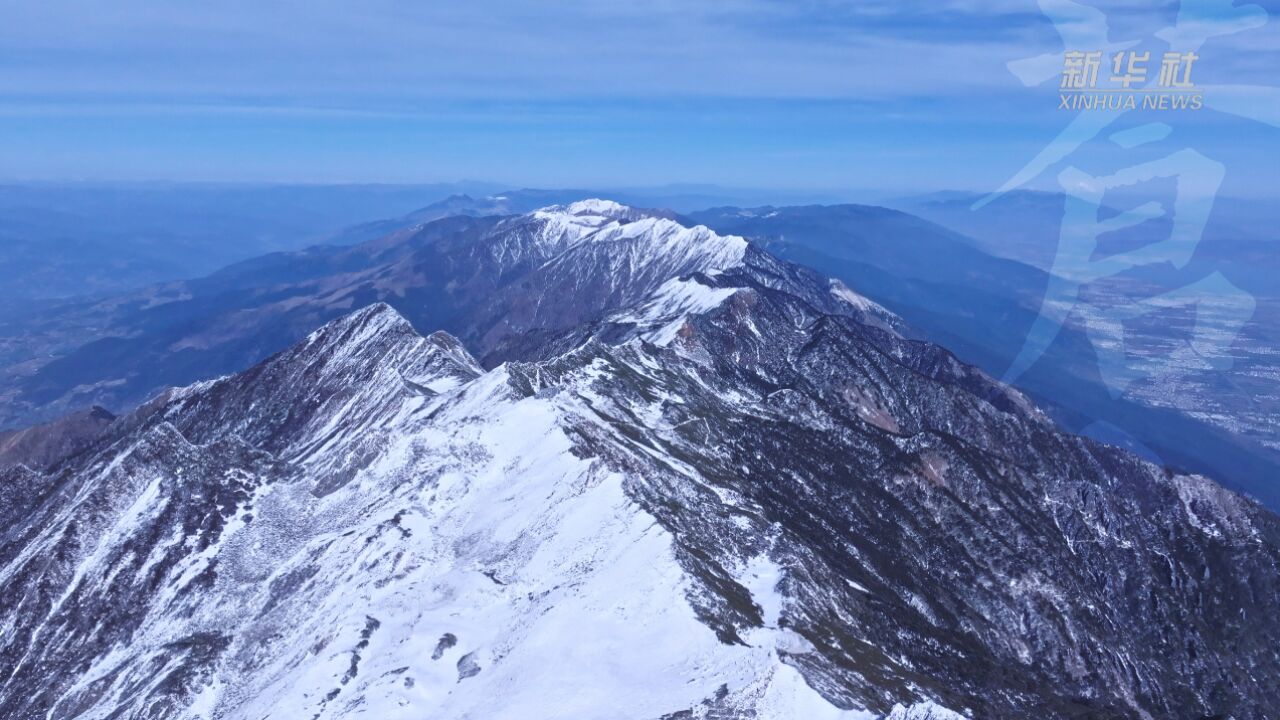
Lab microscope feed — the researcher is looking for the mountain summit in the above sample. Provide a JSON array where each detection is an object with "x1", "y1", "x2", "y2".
[{"x1": 2, "y1": 203, "x2": 1279, "y2": 719}]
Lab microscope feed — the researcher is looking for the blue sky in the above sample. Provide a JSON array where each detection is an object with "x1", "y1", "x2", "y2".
[{"x1": 1, "y1": 0, "x2": 1277, "y2": 197}]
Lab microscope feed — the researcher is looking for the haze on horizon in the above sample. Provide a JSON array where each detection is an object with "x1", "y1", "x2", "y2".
[{"x1": 1, "y1": 0, "x2": 1278, "y2": 200}]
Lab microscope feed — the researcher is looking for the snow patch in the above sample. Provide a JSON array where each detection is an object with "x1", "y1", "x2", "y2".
[
  {"x1": 830, "y1": 280, "x2": 900, "y2": 334},
  {"x1": 883, "y1": 700, "x2": 969, "y2": 720},
  {"x1": 565, "y1": 198, "x2": 629, "y2": 217},
  {"x1": 614, "y1": 277, "x2": 740, "y2": 345}
]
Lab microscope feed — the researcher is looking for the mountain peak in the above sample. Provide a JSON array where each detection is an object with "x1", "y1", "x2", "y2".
[
  {"x1": 528, "y1": 200, "x2": 748, "y2": 260},
  {"x1": 300, "y1": 301, "x2": 418, "y2": 353},
  {"x1": 495, "y1": 200, "x2": 742, "y2": 276},
  {"x1": 159, "y1": 303, "x2": 483, "y2": 476},
  {"x1": 336, "y1": 299, "x2": 407, "y2": 327},
  {"x1": 257, "y1": 303, "x2": 486, "y2": 395},
  {"x1": 562, "y1": 198, "x2": 630, "y2": 217},
  {"x1": 528, "y1": 198, "x2": 648, "y2": 232}
]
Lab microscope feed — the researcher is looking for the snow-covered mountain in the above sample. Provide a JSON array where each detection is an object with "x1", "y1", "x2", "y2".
[{"x1": 3, "y1": 202, "x2": 1279, "y2": 719}]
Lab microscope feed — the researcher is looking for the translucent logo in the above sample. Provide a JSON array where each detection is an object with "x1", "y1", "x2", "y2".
[{"x1": 985, "y1": 0, "x2": 1273, "y2": 399}]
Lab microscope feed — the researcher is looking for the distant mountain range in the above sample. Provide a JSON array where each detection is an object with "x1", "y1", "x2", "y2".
[
  {"x1": 890, "y1": 190, "x2": 1280, "y2": 281},
  {"x1": 4, "y1": 201, "x2": 1277, "y2": 719},
  {"x1": 325, "y1": 190, "x2": 610, "y2": 246}
]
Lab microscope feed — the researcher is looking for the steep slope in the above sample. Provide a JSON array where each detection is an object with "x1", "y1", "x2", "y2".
[
  {"x1": 689, "y1": 204, "x2": 1280, "y2": 511},
  {"x1": 3, "y1": 211, "x2": 1279, "y2": 718},
  {"x1": 11, "y1": 195, "x2": 1276, "y2": 520}
]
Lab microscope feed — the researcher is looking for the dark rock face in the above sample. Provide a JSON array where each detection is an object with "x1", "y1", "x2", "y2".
[{"x1": 1, "y1": 203, "x2": 1277, "y2": 719}]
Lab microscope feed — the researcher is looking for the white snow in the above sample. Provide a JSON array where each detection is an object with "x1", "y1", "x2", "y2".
[
  {"x1": 564, "y1": 198, "x2": 629, "y2": 216},
  {"x1": 884, "y1": 700, "x2": 969, "y2": 720},
  {"x1": 612, "y1": 276, "x2": 740, "y2": 345},
  {"x1": 423, "y1": 375, "x2": 461, "y2": 394},
  {"x1": 830, "y1": 280, "x2": 901, "y2": 334},
  {"x1": 527, "y1": 200, "x2": 749, "y2": 273},
  {"x1": 274, "y1": 392, "x2": 812, "y2": 717}
]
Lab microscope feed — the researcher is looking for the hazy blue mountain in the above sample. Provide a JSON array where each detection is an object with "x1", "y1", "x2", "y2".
[
  {"x1": 0, "y1": 181, "x2": 503, "y2": 304},
  {"x1": 606, "y1": 183, "x2": 850, "y2": 212},
  {"x1": 885, "y1": 190, "x2": 1280, "y2": 483},
  {"x1": 892, "y1": 190, "x2": 1280, "y2": 286},
  {"x1": 326, "y1": 186, "x2": 849, "y2": 246},
  {"x1": 886, "y1": 190, "x2": 1069, "y2": 271},
  {"x1": 689, "y1": 204, "x2": 1280, "y2": 510},
  {"x1": 326, "y1": 190, "x2": 605, "y2": 245}
]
